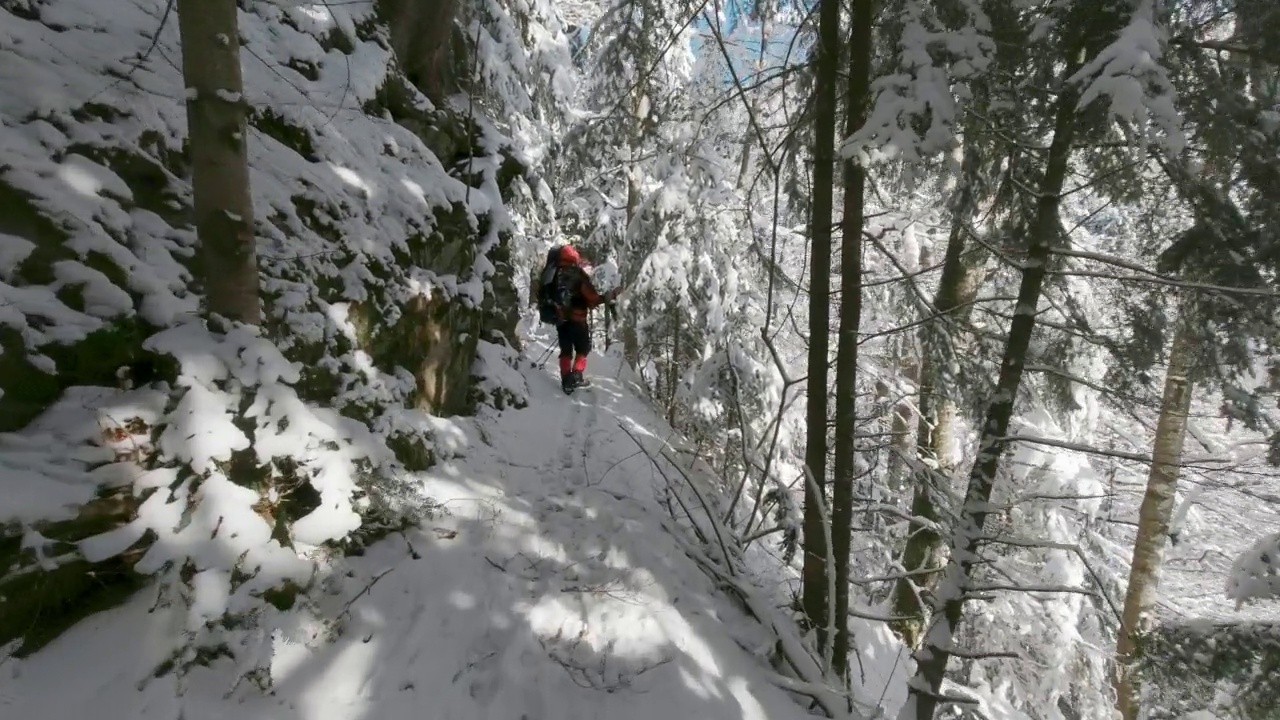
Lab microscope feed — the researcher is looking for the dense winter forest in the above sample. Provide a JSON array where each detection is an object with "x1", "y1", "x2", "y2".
[{"x1": 1, "y1": 0, "x2": 1278, "y2": 718}]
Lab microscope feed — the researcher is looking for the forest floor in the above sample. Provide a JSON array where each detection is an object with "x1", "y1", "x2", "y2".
[{"x1": 0, "y1": 332, "x2": 909, "y2": 720}]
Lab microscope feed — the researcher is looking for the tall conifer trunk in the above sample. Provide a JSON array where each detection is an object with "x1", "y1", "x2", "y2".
[
  {"x1": 900, "y1": 58, "x2": 1083, "y2": 720},
  {"x1": 801, "y1": 0, "x2": 841, "y2": 657},
  {"x1": 829, "y1": 0, "x2": 873, "y2": 680},
  {"x1": 177, "y1": 0, "x2": 260, "y2": 325}
]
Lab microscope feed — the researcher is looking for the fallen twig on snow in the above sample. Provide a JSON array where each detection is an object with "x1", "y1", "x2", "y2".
[
  {"x1": 657, "y1": 514, "x2": 851, "y2": 719},
  {"x1": 338, "y1": 566, "x2": 396, "y2": 618},
  {"x1": 616, "y1": 420, "x2": 735, "y2": 575},
  {"x1": 608, "y1": 422, "x2": 851, "y2": 717}
]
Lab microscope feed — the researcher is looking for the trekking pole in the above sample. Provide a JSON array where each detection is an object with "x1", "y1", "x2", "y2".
[{"x1": 534, "y1": 344, "x2": 555, "y2": 369}]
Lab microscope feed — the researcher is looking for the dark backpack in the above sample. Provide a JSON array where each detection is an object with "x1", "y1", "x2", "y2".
[{"x1": 537, "y1": 246, "x2": 574, "y2": 324}]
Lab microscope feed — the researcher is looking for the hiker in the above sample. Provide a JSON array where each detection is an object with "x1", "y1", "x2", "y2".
[{"x1": 537, "y1": 244, "x2": 618, "y2": 392}]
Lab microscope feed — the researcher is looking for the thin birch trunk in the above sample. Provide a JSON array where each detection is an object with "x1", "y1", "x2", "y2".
[{"x1": 1114, "y1": 312, "x2": 1197, "y2": 720}]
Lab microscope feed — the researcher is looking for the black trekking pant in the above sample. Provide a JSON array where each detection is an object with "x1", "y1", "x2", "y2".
[{"x1": 557, "y1": 320, "x2": 591, "y2": 374}]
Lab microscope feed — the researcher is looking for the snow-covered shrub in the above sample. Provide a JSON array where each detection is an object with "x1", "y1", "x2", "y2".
[
  {"x1": 1138, "y1": 621, "x2": 1280, "y2": 720},
  {"x1": 1227, "y1": 531, "x2": 1280, "y2": 609}
]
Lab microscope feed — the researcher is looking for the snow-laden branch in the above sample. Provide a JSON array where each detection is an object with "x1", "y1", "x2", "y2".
[
  {"x1": 1068, "y1": 0, "x2": 1185, "y2": 155},
  {"x1": 999, "y1": 434, "x2": 1238, "y2": 472},
  {"x1": 656, "y1": 517, "x2": 852, "y2": 719},
  {"x1": 968, "y1": 583, "x2": 1099, "y2": 597},
  {"x1": 1048, "y1": 248, "x2": 1280, "y2": 298},
  {"x1": 842, "y1": 0, "x2": 993, "y2": 164},
  {"x1": 601, "y1": 454, "x2": 851, "y2": 718}
]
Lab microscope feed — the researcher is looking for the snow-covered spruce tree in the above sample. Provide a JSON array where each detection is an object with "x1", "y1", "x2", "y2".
[
  {"x1": 927, "y1": 0, "x2": 1274, "y2": 713},
  {"x1": 1112, "y1": 2, "x2": 1280, "y2": 715},
  {"x1": 618, "y1": 35, "x2": 772, "y2": 435},
  {"x1": 842, "y1": 0, "x2": 1001, "y2": 649},
  {"x1": 835, "y1": 1, "x2": 1169, "y2": 715},
  {"x1": 550, "y1": 1, "x2": 793, "y2": 488},
  {"x1": 0, "y1": 0, "x2": 563, "y2": 688},
  {"x1": 688, "y1": 9, "x2": 817, "y2": 577},
  {"x1": 888, "y1": 1, "x2": 1192, "y2": 716},
  {"x1": 550, "y1": 0, "x2": 698, "y2": 329},
  {"x1": 924, "y1": 179, "x2": 1169, "y2": 720},
  {"x1": 841, "y1": 8, "x2": 1114, "y2": 691},
  {"x1": 835, "y1": 1, "x2": 1119, "y2": 711},
  {"x1": 932, "y1": 2, "x2": 1182, "y2": 711}
]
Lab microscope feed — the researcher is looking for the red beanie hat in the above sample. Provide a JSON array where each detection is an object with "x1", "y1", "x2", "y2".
[{"x1": 559, "y1": 244, "x2": 581, "y2": 265}]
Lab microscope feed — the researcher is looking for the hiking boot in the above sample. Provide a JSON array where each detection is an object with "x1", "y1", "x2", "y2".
[
  {"x1": 561, "y1": 372, "x2": 575, "y2": 393},
  {"x1": 573, "y1": 372, "x2": 591, "y2": 388}
]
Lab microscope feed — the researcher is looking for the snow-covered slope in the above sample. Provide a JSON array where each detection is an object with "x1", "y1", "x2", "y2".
[
  {"x1": 0, "y1": 338, "x2": 883, "y2": 719},
  {"x1": 0, "y1": 0, "x2": 574, "y2": 682}
]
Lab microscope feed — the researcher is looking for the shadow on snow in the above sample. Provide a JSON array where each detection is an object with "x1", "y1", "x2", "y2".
[{"x1": 2, "y1": 338, "x2": 816, "y2": 720}]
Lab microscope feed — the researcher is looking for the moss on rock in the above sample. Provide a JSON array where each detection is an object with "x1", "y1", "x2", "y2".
[
  {"x1": 2, "y1": 178, "x2": 75, "y2": 284},
  {"x1": 363, "y1": 74, "x2": 474, "y2": 168},
  {"x1": 251, "y1": 109, "x2": 319, "y2": 163},
  {"x1": 386, "y1": 430, "x2": 434, "y2": 472},
  {"x1": 0, "y1": 318, "x2": 167, "y2": 432},
  {"x1": 62, "y1": 141, "x2": 190, "y2": 229},
  {"x1": 0, "y1": 4, "x2": 533, "y2": 660},
  {"x1": 0, "y1": 329, "x2": 61, "y2": 433}
]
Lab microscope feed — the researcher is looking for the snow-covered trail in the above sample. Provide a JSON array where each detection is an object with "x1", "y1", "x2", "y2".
[{"x1": 0, "y1": 338, "x2": 816, "y2": 720}]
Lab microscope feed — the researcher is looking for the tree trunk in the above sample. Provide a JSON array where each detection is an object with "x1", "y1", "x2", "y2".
[
  {"x1": 736, "y1": 21, "x2": 769, "y2": 189},
  {"x1": 668, "y1": 308, "x2": 681, "y2": 426},
  {"x1": 883, "y1": 357, "x2": 919, "y2": 494},
  {"x1": 1113, "y1": 314, "x2": 1197, "y2": 720},
  {"x1": 898, "y1": 66, "x2": 1082, "y2": 720},
  {"x1": 622, "y1": 91, "x2": 645, "y2": 368},
  {"x1": 829, "y1": 0, "x2": 873, "y2": 681},
  {"x1": 604, "y1": 302, "x2": 613, "y2": 350},
  {"x1": 177, "y1": 0, "x2": 260, "y2": 325},
  {"x1": 801, "y1": 0, "x2": 841, "y2": 658},
  {"x1": 890, "y1": 152, "x2": 988, "y2": 646}
]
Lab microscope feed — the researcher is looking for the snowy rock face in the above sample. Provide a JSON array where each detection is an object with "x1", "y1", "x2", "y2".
[{"x1": 0, "y1": 0, "x2": 537, "y2": 659}]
